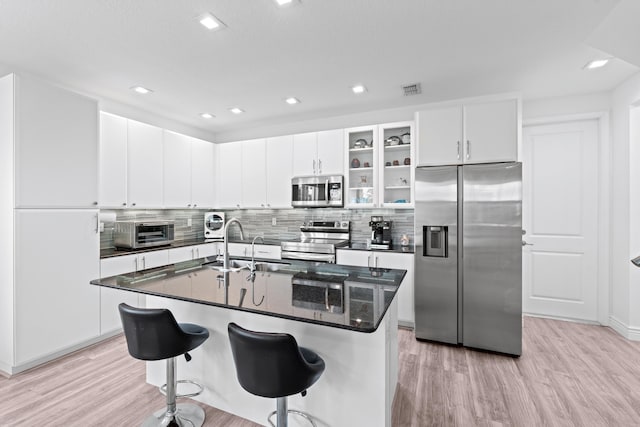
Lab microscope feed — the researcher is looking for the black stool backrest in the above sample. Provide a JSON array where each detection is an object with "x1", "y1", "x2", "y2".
[
  {"x1": 228, "y1": 322, "x2": 325, "y2": 398},
  {"x1": 118, "y1": 303, "x2": 201, "y2": 361}
]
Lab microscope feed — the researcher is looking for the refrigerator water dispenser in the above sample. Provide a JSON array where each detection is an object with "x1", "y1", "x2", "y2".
[{"x1": 423, "y1": 226, "x2": 448, "y2": 257}]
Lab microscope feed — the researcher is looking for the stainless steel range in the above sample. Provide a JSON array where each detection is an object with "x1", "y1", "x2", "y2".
[{"x1": 281, "y1": 221, "x2": 350, "y2": 263}]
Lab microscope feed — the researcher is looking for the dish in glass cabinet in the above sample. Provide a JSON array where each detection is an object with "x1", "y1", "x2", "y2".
[{"x1": 386, "y1": 136, "x2": 401, "y2": 146}]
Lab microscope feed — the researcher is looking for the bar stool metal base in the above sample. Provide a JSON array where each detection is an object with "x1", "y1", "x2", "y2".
[
  {"x1": 142, "y1": 403, "x2": 205, "y2": 427},
  {"x1": 267, "y1": 397, "x2": 318, "y2": 427}
]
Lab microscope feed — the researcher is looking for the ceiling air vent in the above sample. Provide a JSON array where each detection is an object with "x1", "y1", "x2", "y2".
[{"x1": 402, "y1": 83, "x2": 421, "y2": 96}]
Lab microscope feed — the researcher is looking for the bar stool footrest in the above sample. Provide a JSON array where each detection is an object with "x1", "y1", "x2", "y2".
[
  {"x1": 159, "y1": 380, "x2": 204, "y2": 398},
  {"x1": 268, "y1": 409, "x2": 318, "y2": 427}
]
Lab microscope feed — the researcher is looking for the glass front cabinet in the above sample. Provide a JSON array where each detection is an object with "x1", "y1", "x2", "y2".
[{"x1": 345, "y1": 121, "x2": 414, "y2": 208}]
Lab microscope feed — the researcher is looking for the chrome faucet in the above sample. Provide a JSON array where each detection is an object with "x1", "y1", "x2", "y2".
[
  {"x1": 223, "y1": 217, "x2": 245, "y2": 274},
  {"x1": 250, "y1": 235, "x2": 264, "y2": 270}
]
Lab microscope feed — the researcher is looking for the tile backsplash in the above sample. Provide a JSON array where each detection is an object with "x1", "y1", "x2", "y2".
[{"x1": 100, "y1": 208, "x2": 414, "y2": 250}]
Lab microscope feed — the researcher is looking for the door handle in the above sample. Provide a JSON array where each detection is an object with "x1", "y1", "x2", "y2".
[
  {"x1": 313, "y1": 159, "x2": 316, "y2": 175},
  {"x1": 367, "y1": 254, "x2": 372, "y2": 268},
  {"x1": 318, "y1": 159, "x2": 322, "y2": 174},
  {"x1": 457, "y1": 141, "x2": 461, "y2": 160},
  {"x1": 95, "y1": 214, "x2": 99, "y2": 234},
  {"x1": 522, "y1": 241, "x2": 534, "y2": 247},
  {"x1": 466, "y1": 140, "x2": 470, "y2": 160}
]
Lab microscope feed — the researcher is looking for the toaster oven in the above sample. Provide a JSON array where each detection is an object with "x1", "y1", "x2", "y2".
[{"x1": 114, "y1": 220, "x2": 175, "y2": 249}]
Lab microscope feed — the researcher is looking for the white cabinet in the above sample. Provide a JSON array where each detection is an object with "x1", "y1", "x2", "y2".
[
  {"x1": 416, "y1": 98, "x2": 518, "y2": 166},
  {"x1": 99, "y1": 112, "x2": 128, "y2": 208},
  {"x1": 168, "y1": 243, "x2": 220, "y2": 264},
  {"x1": 336, "y1": 249, "x2": 414, "y2": 327},
  {"x1": 225, "y1": 243, "x2": 281, "y2": 260},
  {"x1": 292, "y1": 130, "x2": 344, "y2": 176},
  {"x1": 12, "y1": 74, "x2": 98, "y2": 208},
  {"x1": 345, "y1": 122, "x2": 414, "y2": 208},
  {"x1": 190, "y1": 138, "x2": 216, "y2": 208},
  {"x1": 127, "y1": 120, "x2": 164, "y2": 208},
  {"x1": 164, "y1": 131, "x2": 216, "y2": 209},
  {"x1": 14, "y1": 210, "x2": 100, "y2": 364},
  {"x1": 266, "y1": 135, "x2": 294, "y2": 208},
  {"x1": 316, "y1": 129, "x2": 344, "y2": 175},
  {"x1": 163, "y1": 131, "x2": 192, "y2": 208},
  {"x1": 216, "y1": 142, "x2": 243, "y2": 209},
  {"x1": 99, "y1": 254, "x2": 141, "y2": 335},
  {"x1": 241, "y1": 139, "x2": 267, "y2": 208}
]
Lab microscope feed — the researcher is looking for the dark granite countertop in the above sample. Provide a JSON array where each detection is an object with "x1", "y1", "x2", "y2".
[
  {"x1": 100, "y1": 238, "x2": 283, "y2": 259},
  {"x1": 91, "y1": 257, "x2": 406, "y2": 333},
  {"x1": 342, "y1": 242, "x2": 415, "y2": 254}
]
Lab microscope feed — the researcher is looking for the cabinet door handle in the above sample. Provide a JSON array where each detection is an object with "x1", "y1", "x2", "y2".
[
  {"x1": 367, "y1": 254, "x2": 372, "y2": 268},
  {"x1": 318, "y1": 159, "x2": 322, "y2": 174},
  {"x1": 134, "y1": 257, "x2": 138, "y2": 271},
  {"x1": 141, "y1": 256, "x2": 146, "y2": 269},
  {"x1": 375, "y1": 256, "x2": 379, "y2": 268},
  {"x1": 132, "y1": 203, "x2": 136, "y2": 207},
  {"x1": 188, "y1": 204, "x2": 191, "y2": 208},
  {"x1": 196, "y1": 248, "x2": 200, "y2": 258},
  {"x1": 95, "y1": 214, "x2": 99, "y2": 234},
  {"x1": 193, "y1": 204, "x2": 197, "y2": 208},
  {"x1": 122, "y1": 202, "x2": 127, "y2": 206},
  {"x1": 466, "y1": 140, "x2": 470, "y2": 160},
  {"x1": 457, "y1": 141, "x2": 461, "y2": 160},
  {"x1": 313, "y1": 159, "x2": 316, "y2": 174}
]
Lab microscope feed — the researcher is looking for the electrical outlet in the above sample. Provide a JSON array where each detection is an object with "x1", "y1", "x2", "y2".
[
  {"x1": 187, "y1": 218, "x2": 192, "y2": 227},
  {"x1": 272, "y1": 217, "x2": 277, "y2": 226}
]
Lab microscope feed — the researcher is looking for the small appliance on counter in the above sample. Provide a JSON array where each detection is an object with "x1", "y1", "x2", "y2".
[
  {"x1": 204, "y1": 211, "x2": 225, "y2": 240},
  {"x1": 369, "y1": 216, "x2": 392, "y2": 250},
  {"x1": 114, "y1": 220, "x2": 175, "y2": 249}
]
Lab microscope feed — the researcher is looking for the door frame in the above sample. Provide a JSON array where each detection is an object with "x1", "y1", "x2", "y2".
[{"x1": 522, "y1": 112, "x2": 610, "y2": 326}]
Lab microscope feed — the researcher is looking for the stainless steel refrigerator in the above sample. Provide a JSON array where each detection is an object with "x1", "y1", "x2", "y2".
[{"x1": 414, "y1": 162, "x2": 522, "y2": 356}]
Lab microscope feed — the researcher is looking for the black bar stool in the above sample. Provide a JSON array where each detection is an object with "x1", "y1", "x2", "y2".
[
  {"x1": 119, "y1": 303, "x2": 210, "y2": 427},
  {"x1": 227, "y1": 322, "x2": 325, "y2": 427}
]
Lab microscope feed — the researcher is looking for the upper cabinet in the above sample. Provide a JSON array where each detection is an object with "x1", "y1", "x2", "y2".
[
  {"x1": 292, "y1": 130, "x2": 343, "y2": 176},
  {"x1": 345, "y1": 122, "x2": 414, "y2": 209},
  {"x1": 216, "y1": 142, "x2": 243, "y2": 209},
  {"x1": 100, "y1": 113, "x2": 215, "y2": 209},
  {"x1": 127, "y1": 120, "x2": 163, "y2": 208},
  {"x1": 11, "y1": 74, "x2": 99, "y2": 208},
  {"x1": 416, "y1": 98, "x2": 518, "y2": 166},
  {"x1": 266, "y1": 135, "x2": 294, "y2": 209},
  {"x1": 164, "y1": 131, "x2": 216, "y2": 209},
  {"x1": 241, "y1": 138, "x2": 267, "y2": 208}
]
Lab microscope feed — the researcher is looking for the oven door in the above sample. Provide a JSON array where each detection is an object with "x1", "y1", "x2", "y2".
[
  {"x1": 292, "y1": 279, "x2": 344, "y2": 313},
  {"x1": 134, "y1": 222, "x2": 174, "y2": 248}
]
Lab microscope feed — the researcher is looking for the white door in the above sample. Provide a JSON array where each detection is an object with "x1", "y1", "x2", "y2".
[
  {"x1": 316, "y1": 129, "x2": 344, "y2": 175},
  {"x1": 292, "y1": 132, "x2": 317, "y2": 176},
  {"x1": 266, "y1": 135, "x2": 294, "y2": 208},
  {"x1": 163, "y1": 130, "x2": 192, "y2": 208},
  {"x1": 522, "y1": 120, "x2": 599, "y2": 321},
  {"x1": 191, "y1": 138, "x2": 216, "y2": 208},
  {"x1": 241, "y1": 139, "x2": 267, "y2": 208},
  {"x1": 127, "y1": 120, "x2": 164, "y2": 208},
  {"x1": 99, "y1": 112, "x2": 128, "y2": 208}
]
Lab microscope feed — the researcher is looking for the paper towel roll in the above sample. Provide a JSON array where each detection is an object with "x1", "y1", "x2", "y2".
[{"x1": 99, "y1": 211, "x2": 117, "y2": 223}]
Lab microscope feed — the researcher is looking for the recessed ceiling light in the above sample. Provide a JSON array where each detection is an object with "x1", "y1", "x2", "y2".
[
  {"x1": 229, "y1": 107, "x2": 244, "y2": 114},
  {"x1": 198, "y1": 13, "x2": 225, "y2": 31},
  {"x1": 274, "y1": 0, "x2": 298, "y2": 7},
  {"x1": 285, "y1": 97, "x2": 300, "y2": 105},
  {"x1": 131, "y1": 86, "x2": 153, "y2": 94},
  {"x1": 584, "y1": 58, "x2": 610, "y2": 70},
  {"x1": 352, "y1": 84, "x2": 367, "y2": 94},
  {"x1": 200, "y1": 113, "x2": 214, "y2": 119}
]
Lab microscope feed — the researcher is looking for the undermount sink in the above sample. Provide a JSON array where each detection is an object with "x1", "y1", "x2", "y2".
[{"x1": 207, "y1": 259, "x2": 289, "y2": 273}]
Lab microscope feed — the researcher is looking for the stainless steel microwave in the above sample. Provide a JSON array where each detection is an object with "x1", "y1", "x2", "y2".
[
  {"x1": 291, "y1": 175, "x2": 343, "y2": 208},
  {"x1": 114, "y1": 220, "x2": 175, "y2": 249}
]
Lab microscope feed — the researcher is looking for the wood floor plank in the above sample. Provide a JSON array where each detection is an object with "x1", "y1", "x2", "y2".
[{"x1": 2, "y1": 317, "x2": 640, "y2": 426}]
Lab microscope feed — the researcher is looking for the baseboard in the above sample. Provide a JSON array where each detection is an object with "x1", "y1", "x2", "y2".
[
  {"x1": 608, "y1": 316, "x2": 640, "y2": 341},
  {"x1": 0, "y1": 361, "x2": 12, "y2": 377},
  {"x1": 523, "y1": 312, "x2": 600, "y2": 326},
  {"x1": 6, "y1": 330, "x2": 123, "y2": 376}
]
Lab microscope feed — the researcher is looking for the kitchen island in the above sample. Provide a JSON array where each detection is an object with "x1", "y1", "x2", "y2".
[{"x1": 91, "y1": 257, "x2": 406, "y2": 427}]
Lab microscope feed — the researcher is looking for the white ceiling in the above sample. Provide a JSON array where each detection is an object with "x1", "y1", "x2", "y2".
[{"x1": 0, "y1": 0, "x2": 637, "y2": 138}]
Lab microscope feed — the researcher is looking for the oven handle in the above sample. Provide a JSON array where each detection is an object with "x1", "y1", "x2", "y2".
[{"x1": 281, "y1": 251, "x2": 336, "y2": 263}]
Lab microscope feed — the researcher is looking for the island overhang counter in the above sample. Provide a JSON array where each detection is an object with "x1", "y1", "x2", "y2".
[{"x1": 91, "y1": 257, "x2": 406, "y2": 427}]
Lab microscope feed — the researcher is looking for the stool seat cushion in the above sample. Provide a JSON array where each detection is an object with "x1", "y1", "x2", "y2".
[
  {"x1": 119, "y1": 303, "x2": 209, "y2": 361},
  {"x1": 228, "y1": 322, "x2": 325, "y2": 399}
]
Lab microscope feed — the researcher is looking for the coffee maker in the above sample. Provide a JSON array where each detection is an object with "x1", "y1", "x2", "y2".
[{"x1": 369, "y1": 216, "x2": 392, "y2": 250}]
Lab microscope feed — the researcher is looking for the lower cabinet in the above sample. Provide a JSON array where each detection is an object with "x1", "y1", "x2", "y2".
[
  {"x1": 14, "y1": 210, "x2": 100, "y2": 365},
  {"x1": 336, "y1": 249, "x2": 415, "y2": 327},
  {"x1": 226, "y1": 243, "x2": 281, "y2": 260}
]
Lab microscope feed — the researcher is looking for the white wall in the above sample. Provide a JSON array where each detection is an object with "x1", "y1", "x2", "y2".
[
  {"x1": 611, "y1": 72, "x2": 640, "y2": 331},
  {"x1": 522, "y1": 92, "x2": 611, "y2": 120},
  {"x1": 0, "y1": 74, "x2": 15, "y2": 370}
]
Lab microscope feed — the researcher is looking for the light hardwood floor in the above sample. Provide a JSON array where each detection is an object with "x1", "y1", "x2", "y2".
[{"x1": 2, "y1": 316, "x2": 640, "y2": 426}]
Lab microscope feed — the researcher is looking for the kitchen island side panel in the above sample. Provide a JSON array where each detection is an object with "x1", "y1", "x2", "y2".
[{"x1": 145, "y1": 295, "x2": 397, "y2": 427}]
